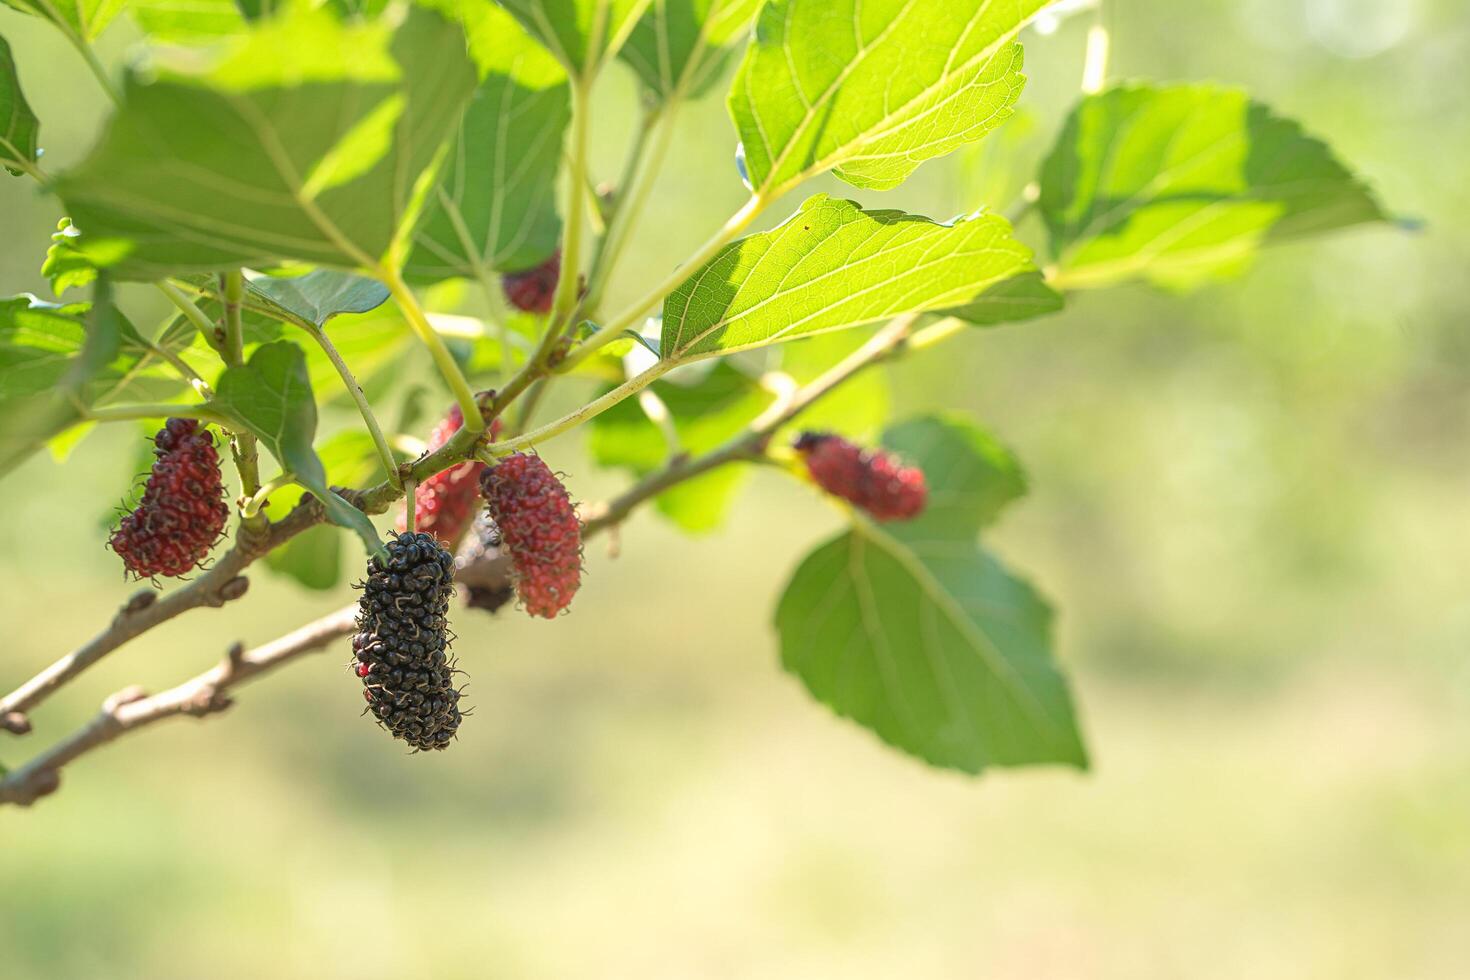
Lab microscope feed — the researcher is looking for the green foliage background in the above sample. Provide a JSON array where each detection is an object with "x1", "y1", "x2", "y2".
[{"x1": 3, "y1": 2, "x2": 1468, "y2": 977}]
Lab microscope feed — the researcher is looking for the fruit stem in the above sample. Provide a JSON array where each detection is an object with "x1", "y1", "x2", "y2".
[
  {"x1": 220, "y1": 271, "x2": 268, "y2": 530},
  {"x1": 558, "y1": 193, "x2": 767, "y2": 374},
  {"x1": 35, "y1": 0, "x2": 122, "y2": 106},
  {"x1": 303, "y1": 324, "x2": 402, "y2": 490},
  {"x1": 549, "y1": 78, "x2": 593, "y2": 330},
  {"x1": 402, "y1": 476, "x2": 418, "y2": 534},
  {"x1": 582, "y1": 103, "x2": 667, "y2": 316},
  {"x1": 87, "y1": 403, "x2": 231, "y2": 426},
  {"x1": 145, "y1": 336, "x2": 208, "y2": 392},
  {"x1": 158, "y1": 282, "x2": 227, "y2": 356},
  {"x1": 1081, "y1": 1, "x2": 1111, "y2": 95},
  {"x1": 381, "y1": 267, "x2": 483, "y2": 434},
  {"x1": 483, "y1": 357, "x2": 680, "y2": 457},
  {"x1": 242, "y1": 473, "x2": 293, "y2": 519}
]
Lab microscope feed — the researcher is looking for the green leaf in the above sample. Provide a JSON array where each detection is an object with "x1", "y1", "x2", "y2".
[
  {"x1": 729, "y1": 0, "x2": 1046, "y2": 196},
  {"x1": 880, "y1": 413, "x2": 1027, "y2": 535},
  {"x1": 589, "y1": 362, "x2": 768, "y2": 532},
  {"x1": 265, "y1": 522, "x2": 342, "y2": 590},
  {"x1": 54, "y1": 6, "x2": 477, "y2": 278},
  {"x1": 128, "y1": 0, "x2": 247, "y2": 41},
  {"x1": 212, "y1": 341, "x2": 382, "y2": 552},
  {"x1": 941, "y1": 269, "x2": 1062, "y2": 327},
  {"x1": 245, "y1": 270, "x2": 390, "y2": 328},
  {"x1": 774, "y1": 415, "x2": 1085, "y2": 773},
  {"x1": 0, "y1": 290, "x2": 185, "y2": 473},
  {"x1": 1040, "y1": 82, "x2": 1389, "y2": 291},
  {"x1": 619, "y1": 0, "x2": 760, "y2": 104},
  {"x1": 407, "y1": 0, "x2": 570, "y2": 282},
  {"x1": 263, "y1": 429, "x2": 384, "y2": 589},
  {"x1": 497, "y1": 0, "x2": 653, "y2": 80},
  {"x1": 0, "y1": 0, "x2": 124, "y2": 40},
  {"x1": 661, "y1": 194, "x2": 1040, "y2": 360},
  {"x1": 42, "y1": 219, "x2": 97, "y2": 295},
  {"x1": 0, "y1": 35, "x2": 39, "y2": 177}
]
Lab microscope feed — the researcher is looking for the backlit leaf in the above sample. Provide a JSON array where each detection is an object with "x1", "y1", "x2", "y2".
[
  {"x1": 55, "y1": 6, "x2": 477, "y2": 278},
  {"x1": 408, "y1": 0, "x2": 570, "y2": 281},
  {"x1": 941, "y1": 269, "x2": 1062, "y2": 326},
  {"x1": 0, "y1": 289, "x2": 185, "y2": 473},
  {"x1": 661, "y1": 194, "x2": 1039, "y2": 360},
  {"x1": 0, "y1": 0, "x2": 124, "y2": 40},
  {"x1": 497, "y1": 0, "x2": 653, "y2": 79},
  {"x1": 619, "y1": 0, "x2": 760, "y2": 104},
  {"x1": 128, "y1": 0, "x2": 247, "y2": 41},
  {"x1": 1040, "y1": 82, "x2": 1388, "y2": 290},
  {"x1": 729, "y1": 0, "x2": 1047, "y2": 195}
]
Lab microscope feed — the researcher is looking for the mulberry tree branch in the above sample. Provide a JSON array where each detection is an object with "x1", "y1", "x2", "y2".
[
  {"x1": 581, "y1": 313, "x2": 928, "y2": 535},
  {"x1": 0, "y1": 426, "x2": 490, "y2": 730},
  {"x1": 0, "y1": 606, "x2": 360, "y2": 807},
  {"x1": 0, "y1": 313, "x2": 951, "y2": 808}
]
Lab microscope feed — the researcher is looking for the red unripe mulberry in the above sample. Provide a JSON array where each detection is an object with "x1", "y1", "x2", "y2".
[
  {"x1": 395, "y1": 404, "x2": 501, "y2": 548},
  {"x1": 109, "y1": 418, "x2": 230, "y2": 577},
  {"x1": 501, "y1": 250, "x2": 561, "y2": 314},
  {"x1": 479, "y1": 453, "x2": 582, "y2": 618},
  {"x1": 794, "y1": 432, "x2": 928, "y2": 522}
]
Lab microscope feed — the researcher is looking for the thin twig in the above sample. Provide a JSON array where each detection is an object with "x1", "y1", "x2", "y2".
[
  {"x1": 0, "y1": 607, "x2": 359, "y2": 807},
  {"x1": 581, "y1": 314, "x2": 925, "y2": 535}
]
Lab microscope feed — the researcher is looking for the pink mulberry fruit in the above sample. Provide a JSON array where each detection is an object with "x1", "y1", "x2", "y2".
[
  {"x1": 794, "y1": 432, "x2": 927, "y2": 522},
  {"x1": 479, "y1": 453, "x2": 582, "y2": 618}
]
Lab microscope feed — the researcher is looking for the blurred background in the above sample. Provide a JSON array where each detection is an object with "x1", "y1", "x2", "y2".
[{"x1": 3, "y1": 1, "x2": 1469, "y2": 977}]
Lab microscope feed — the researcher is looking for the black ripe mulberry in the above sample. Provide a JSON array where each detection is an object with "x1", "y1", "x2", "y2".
[
  {"x1": 352, "y1": 532, "x2": 464, "y2": 751},
  {"x1": 794, "y1": 432, "x2": 928, "y2": 522},
  {"x1": 109, "y1": 418, "x2": 230, "y2": 578},
  {"x1": 394, "y1": 404, "x2": 492, "y2": 547},
  {"x1": 480, "y1": 453, "x2": 582, "y2": 619},
  {"x1": 501, "y1": 250, "x2": 560, "y2": 314}
]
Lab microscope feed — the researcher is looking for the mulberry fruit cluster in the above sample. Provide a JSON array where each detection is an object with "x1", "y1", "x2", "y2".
[
  {"x1": 352, "y1": 532, "x2": 464, "y2": 751},
  {"x1": 501, "y1": 250, "x2": 561, "y2": 314},
  {"x1": 395, "y1": 404, "x2": 490, "y2": 547},
  {"x1": 794, "y1": 432, "x2": 928, "y2": 522},
  {"x1": 109, "y1": 418, "x2": 230, "y2": 578},
  {"x1": 480, "y1": 453, "x2": 582, "y2": 618}
]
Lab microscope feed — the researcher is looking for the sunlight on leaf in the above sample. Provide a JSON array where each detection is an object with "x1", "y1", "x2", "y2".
[
  {"x1": 0, "y1": 291, "x2": 184, "y2": 473},
  {"x1": 0, "y1": 0, "x2": 124, "y2": 41},
  {"x1": 54, "y1": 6, "x2": 476, "y2": 278},
  {"x1": 1040, "y1": 82, "x2": 1388, "y2": 290},
  {"x1": 730, "y1": 0, "x2": 1048, "y2": 195},
  {"x1": 498, "y1": 0, "x2": 653, "y2": 80},
  {"x1": 620, "y1": 0, "x2": 760, "y2": 104},
  {"x1": 408, "y1": 0, "x2": 570, "y2": 282},
  {"x1": 661, "y1": 195, "x2": 1041, "y2": 360}
]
